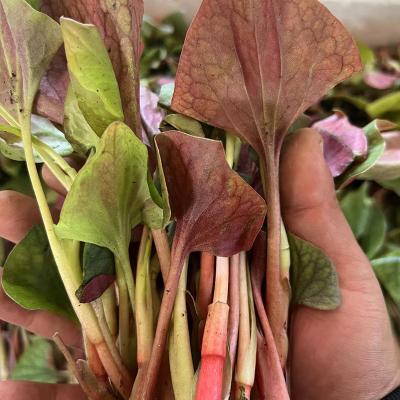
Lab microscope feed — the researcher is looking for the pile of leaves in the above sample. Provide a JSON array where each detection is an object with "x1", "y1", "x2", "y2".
[{"x1": 0, "y1": 0, "x2": 400, "y2": 399}]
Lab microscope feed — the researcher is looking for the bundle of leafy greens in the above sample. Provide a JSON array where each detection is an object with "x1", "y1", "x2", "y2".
[{"x1": 1, "y1": 0, "x2": 400, "y2": 399}]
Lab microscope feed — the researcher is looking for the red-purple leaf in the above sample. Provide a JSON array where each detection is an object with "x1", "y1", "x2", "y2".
[
  {"x1": 157, "y1": 131, "x2": 266, "y2": 257},
  {"x1": 39, "y1": 0, "x2": 144, "y2": 134},
  {"x1": 172, "y1": 0, "x2": 362, "y2": 161},
  {"x1": 312, "y1": 110, "x2": 368, "y2": 177},
  {"x1": 361, "y1": 131, "x2": 400, "y2": 180},
  {"x1": 140, "y1": 85, "x2": 165, "y2": 145},
  {"x1": 135, "y1": 130, "x2": 267, "y2": 399},
  {"x1": 364, "y1": 71, "x2": 398, "y2": 90},
  {"x1": 172, "y1": 0, "x2": 362, "y2": 366}
]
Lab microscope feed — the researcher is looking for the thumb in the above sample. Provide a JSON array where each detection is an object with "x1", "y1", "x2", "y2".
[{"x1": 280, "y1": 128, "x2": 375, "y2": 288}]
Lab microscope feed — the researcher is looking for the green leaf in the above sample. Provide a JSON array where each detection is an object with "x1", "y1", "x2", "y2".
[
  {"x1": 340, "y1": 183, "x2": 386, "y2": 259},
  {"x1": 288, "y1": 232, "x2": 340, "y2": 310},
  {"x1": 2, "y1": 224, "x2": 77, "y2": 323},
  {"x1": 11, "y1": 337, "x2": 59, "y2": 383},
  {"x1": 55, "y1": 122, "x2": 167, "y2": 260},
  {"x1": 162, "y1": 114, "x2": 205, "y2": 137},
  {"x1": 75, "y1": 243, "x2": 116, "y2": 303},
  {"x1": 0, "y1": 0, "x2": 63, "y2": 125},
  {"x1": 372, "y1": 256, "x2": 400, "y2": 304},
  {"x1": 367, "y1": 92, "x2": 400, "y2": 127},
  {"x1": 335, "y1": 120, "x2": 386, "y2": 189},
  {"x1": 158, "y1": 83, "x2": 175, "y2": 110},
  {"x1": 0, "y1": 115, "x2": 73, "y2": 162},
  {"x1": 24, "y1": 0, "x2": 40, "y2": 10},
  {"x1": 63, "y1": 85, "x2": 100, "y2": 155},
  {"x1": 379, "y1": 177, "x2": 400, "y2": 197},
  {"x1": 60, "y1": 17, "x2": 124, "y2": 136}
]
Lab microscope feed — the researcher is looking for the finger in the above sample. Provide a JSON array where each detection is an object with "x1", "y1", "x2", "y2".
[
  {"x1": 0, "y1": 269, "x2": 83, "y2": 349},
  {"x1": 280, "y1": 128, "x2": 375, "y2": 288},
  {"x1": 42, "y1": 156, "x2": 85, "y2": 197},
  {"x1": 0, "y1": 382, "x2": 86, "y2": 400},
  {"x1": 0, "y1": 191, "x2": 60, "y2": 243}
]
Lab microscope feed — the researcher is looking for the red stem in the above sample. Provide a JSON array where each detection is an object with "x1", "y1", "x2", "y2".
[
  {"x1": 195, "y1": 301, "x2": 230, "y2": 400},
  {"x1": 263, "y1": 151, "x2": 288, "y2": 367},
  {"x1": 198, "y1": 252, "x2": 215, "y2": 319}
]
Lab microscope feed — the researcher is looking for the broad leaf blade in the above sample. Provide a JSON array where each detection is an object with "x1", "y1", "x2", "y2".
[
  {"x1": 11, "y1": 337, "x2": 59, "y2": 383},
  {"x1": 172, "y1": 0, "x2": 362, "y2": 160},
  {"x1": 40, "y1": 0, "x2": 144, "y2": 134},
  {"x1": 60, "y1": 17, "x2": 124, "y2": 136},
  {"x1": 55, "y1": 122, "x2": 165, "y2": 259},
  {"x1": 0, "y1": 0, "x2": 63, "y2": 123},
  {"x1": 2, "y1": 224, "x2": 77, "y2": 322},
  {"x1": 156, "y1": 131, "x2": 267, "y2": 257},
  {"x1": 288, "y1": 232, "x2": 340, "y2": 310}
]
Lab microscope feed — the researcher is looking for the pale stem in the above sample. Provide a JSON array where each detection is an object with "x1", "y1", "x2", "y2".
[
  {"x1": 228, "y1": 253, "x2": 240, "y2": 372},
  {"x1": 115, "y1": 257, "x2": 130, "y2": 365},
  {"x1": 151, "y1": 228, "x2": 171, "y2": 284},
  {"x1": 169, "y1": 257, "x2": 194, "y2": 400},
  {"x1": 135, "y1": 226, "x2": 154, "y2": 366},
  {"x1": 101, "y1": 284, "x2": 117, "y2": 337},
  {"x1": 0, "y1": 330, "x2": 7, "y2": 381},
  {"x1": 213, "y1": 256, "x2": 229, "y2": 304},
  {"x1": 92, "y1": 298, "x2": 132, "y2": 383},
  {"x1": 225, "y1": 131, "x2": 236, "y2": 169}
]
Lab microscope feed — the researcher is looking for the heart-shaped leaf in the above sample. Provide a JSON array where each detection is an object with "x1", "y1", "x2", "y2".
[
  {"x1": 288, "y1": 232, "x2": 340, "y2": 310},
  {"x1": 39, "y1": 0, "x2": 144, "y2": 134},
  {"x1": 360, "y1": 131, "x2": 400, "y2": 181},
  {"x1": 2, "y1": 224, "x2": 77, "y2": 322},
  {"x1": 312, "y1": 110, "x2": 367, "y2": 177},
  {"x1": 60, "y1": 17, "x2": 124, "y2": 136}
]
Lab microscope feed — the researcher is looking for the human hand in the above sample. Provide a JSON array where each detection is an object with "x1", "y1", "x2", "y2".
[{"x1": 281, "y1": 129, "x2": 400, "y2": 400}]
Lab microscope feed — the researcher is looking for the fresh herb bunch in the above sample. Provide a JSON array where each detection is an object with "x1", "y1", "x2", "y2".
[{"x1": 0, "y1": 0, "x2": 399, "y2": 399}]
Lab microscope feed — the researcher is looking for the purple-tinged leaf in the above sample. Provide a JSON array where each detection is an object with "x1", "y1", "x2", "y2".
[
  {"x1": 364, "y1": 71, "x2": 398, "y2": 90},
  {"x1": 135, "y1": 131, "x2": 267, "y2": 399},
  {"x1": 171, "y1": 0, "x2": 362, "y2": 365},
  {"x1": 312, "y1": 110, "x2": 367, "y2": 177},
  {"x1": 140, "y1": 85, "x2": 165, "y2": 144},
  {"x1": 361, "y1": 131, "x2": 400, "y2": 181},
  {"x1": 336, "y1": 120, "x2": 395, "y2": 189}
]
